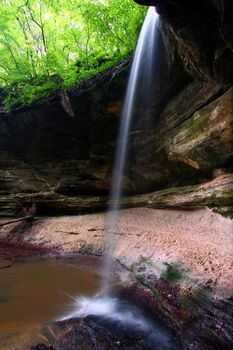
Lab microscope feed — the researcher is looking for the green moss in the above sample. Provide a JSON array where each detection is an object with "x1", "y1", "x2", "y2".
[
  {"x1": 79, "y1": 243, "x2": 94, "y2": 254},
  {"x1": 161, "y1": 263, "x2": 183, "y2": 283}
]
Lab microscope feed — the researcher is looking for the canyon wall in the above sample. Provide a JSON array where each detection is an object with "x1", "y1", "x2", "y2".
[{"x1": 0, "y1": 0, "x2": 232, "y2": 216}]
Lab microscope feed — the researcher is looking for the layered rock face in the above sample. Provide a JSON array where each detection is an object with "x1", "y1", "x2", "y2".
[
  {"x1": 0, "y1": 0, "x2": 233, "y2": 216},
  {"x1": 0, "y1": 61, "x2": 128, "y2": 215},
  {"x1": 125, "y1": 0, "x2": 233, "y2": 215}
]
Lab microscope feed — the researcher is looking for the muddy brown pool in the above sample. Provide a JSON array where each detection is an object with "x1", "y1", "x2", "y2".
[{"x1": 0, "y1": 255, "x2": 109, "y2": 349}]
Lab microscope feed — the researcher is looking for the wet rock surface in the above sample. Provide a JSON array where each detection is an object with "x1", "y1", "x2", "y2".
[
  {"x1": 31, "y1": 287, "x2": 181, "y2": 350},
  {"x1": 41, "y1": 315, "x2": 179, "y2": 350},
  {"x1": 126, "y1": 274, "x2": 233, "y2": 350},
  {"x1": 30, "y1": 283, "x2": 233, "y2": 350}
]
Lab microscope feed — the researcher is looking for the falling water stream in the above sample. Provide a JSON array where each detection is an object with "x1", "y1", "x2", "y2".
[
  {"x1": 103, "y1": 6, "x2": 159, "y2": 287},
  {"x1": 62, "y1": 5, "x2": 164, "y2": 337},
  {"x1": 58, "y1": 9, "x2": 176, "y2": 349},
  {"x1": 60, "y1": 3, "x2": 161, "y2": 316}
]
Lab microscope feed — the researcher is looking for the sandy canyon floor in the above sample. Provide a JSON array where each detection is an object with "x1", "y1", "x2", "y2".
[{"x1": 1, "y1": 207, "x2": 232, "y2": 299}]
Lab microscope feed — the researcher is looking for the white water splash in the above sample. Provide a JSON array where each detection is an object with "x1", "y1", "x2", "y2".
[
  {"x1": 60, "y1": 295, "x2": 148, "y2": 329},
  {"x1": 59, "y1": 294, "x2": 171, "y2": 347}
]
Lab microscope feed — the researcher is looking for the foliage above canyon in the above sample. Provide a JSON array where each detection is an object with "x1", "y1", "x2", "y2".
[{"x1": 0, "y1": 0, "x2": 145, "y2": 111}]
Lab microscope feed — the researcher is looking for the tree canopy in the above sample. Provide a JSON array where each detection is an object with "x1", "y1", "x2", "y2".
[{"x1": 0, "y1": 0, "x2": 146, "y2": 111}]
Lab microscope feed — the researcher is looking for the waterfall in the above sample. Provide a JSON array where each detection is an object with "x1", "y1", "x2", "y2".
[
  {"x1": 102, "y1": 7, "x2": 159, "y2": 289},
  {"x1": 59, "y1": 12, "x2": 170, "y2": 345}
]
